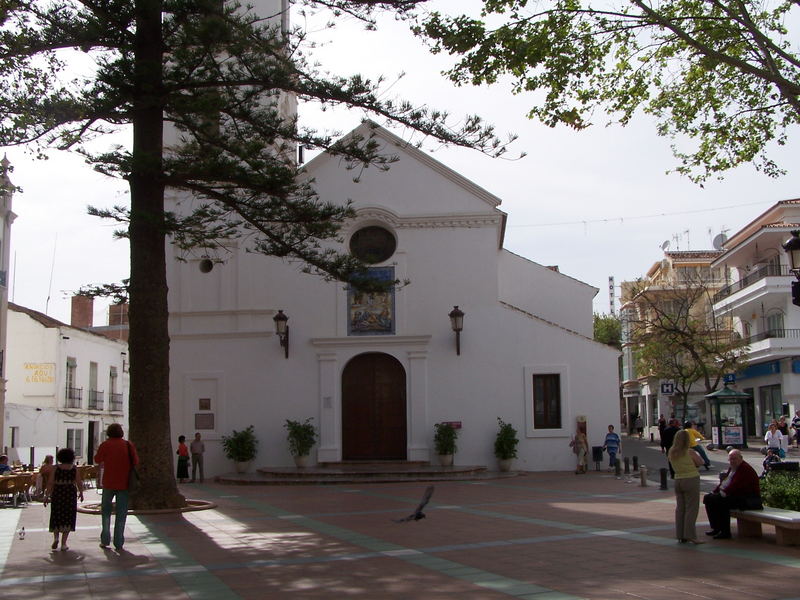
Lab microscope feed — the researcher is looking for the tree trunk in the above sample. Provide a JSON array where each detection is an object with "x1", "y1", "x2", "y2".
[{"x1": 127, "y1": 0, "x2": 185, "y2": 510}]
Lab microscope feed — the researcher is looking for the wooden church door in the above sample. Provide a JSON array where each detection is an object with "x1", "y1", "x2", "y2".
[{"x1": 342, "y1": 353, "x2": 407, "y2": 460}]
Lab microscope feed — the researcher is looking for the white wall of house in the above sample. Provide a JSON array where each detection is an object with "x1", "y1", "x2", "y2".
[
  {"x1": 5, "y1": 306, "x2": 129, "y2": 461},
  {"x1": 166, "y1": 124, "x2": 620, "y2": 477},
  {"x1": 498, "y1": 250, "x2": 596, "y2": 337}
]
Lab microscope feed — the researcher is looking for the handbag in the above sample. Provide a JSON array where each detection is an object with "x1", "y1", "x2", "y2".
[
  {"x1": 127, "y1": 442, "x2": 140, "y2": 493},
  {"x1": 742, "y1": 495, "x2": 763, "y2": 510}
]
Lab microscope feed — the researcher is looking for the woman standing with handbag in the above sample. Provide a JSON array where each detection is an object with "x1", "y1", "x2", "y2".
[{"x1": 668, "y1": 429, "x2": 704, "y2": 544}]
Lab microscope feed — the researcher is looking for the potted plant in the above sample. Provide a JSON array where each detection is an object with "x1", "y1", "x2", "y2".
[
  {"x1": 284, "y1": 418, "x2": 318, "y2": 467},
  {"x1": 434, "y1": 422, "x2": 458, "y2": 466},
  {"x1": 222, "y1": 425, "x2": 258, "y2": 473},
  {"x1": 494, "y1": 417, "x2": 519, "y2": 472}
]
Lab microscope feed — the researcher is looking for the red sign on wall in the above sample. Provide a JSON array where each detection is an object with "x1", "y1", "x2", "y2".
[{"x1": 440, "y1": 421, "x2": 462, "y2": 429}]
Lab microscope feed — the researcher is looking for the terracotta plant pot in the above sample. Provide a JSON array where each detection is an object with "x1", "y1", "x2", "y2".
[
  {"x1": 293, "y1": 455, "x2": 310, "y2": 468},
  {"x1": 438, "y1": 454, "x2": 454, "y2": 467}
]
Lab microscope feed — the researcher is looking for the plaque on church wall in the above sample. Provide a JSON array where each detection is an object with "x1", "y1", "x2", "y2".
[
  {"x1": 348, "y1": 266, "x2": 395, "y2": 335},
  {"x1": 198, "y1": 397, "x2": 211, "y2": 411},
  {"x1": 195, "y1": 413, "x2": 215, "y2": 430}
]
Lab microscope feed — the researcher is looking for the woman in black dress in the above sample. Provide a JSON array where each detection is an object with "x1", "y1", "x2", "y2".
[{"x1": 44, "y1": 448, "x2": 84, "y2": 551}]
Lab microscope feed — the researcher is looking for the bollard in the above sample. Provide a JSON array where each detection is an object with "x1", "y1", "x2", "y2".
[
  {"x1": 659, "y1": 467, "x2": 668, "y2": 490},
  {"x1": 633, "y1": 456, "x2": 639, "y2": 471},
  {"x1": 624, "y1": 457, "x2": 630, "y2": 474},
  {"x1": 650, "y1": 432, "x2": 654, "y2": 442},
  {"x1": 615, "y1": 460, "x2": 622, "y2": 477},
  {"x1": 640, "y1": 465, "x2": 648, "y2": 486}
]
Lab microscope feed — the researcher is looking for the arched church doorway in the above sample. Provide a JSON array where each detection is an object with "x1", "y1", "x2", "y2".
[{"x1": 342, "y1": 352, "x2": 407, "y2": 460}]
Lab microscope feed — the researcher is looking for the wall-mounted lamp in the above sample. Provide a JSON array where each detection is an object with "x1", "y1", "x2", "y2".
[
  {"x1": 273, "y1": 310, "x2": 289, "y2": 359},
  {"x1": 782, "y1": 231, "x2": 800, "y2": 306},
  {"x1": 448, "y1": 306, "x2": 464, "y2": 355},
  {"x1": 120, "y1": 351, "x2": 128, "y2": 372},
  {"x1": 61, "y1": 336, "x2": 70, "y2": 340}
]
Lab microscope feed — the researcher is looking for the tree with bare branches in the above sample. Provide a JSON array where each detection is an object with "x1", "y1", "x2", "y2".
[{"x1": 624, "y1": 272, "x2": 747, "y2": 418}]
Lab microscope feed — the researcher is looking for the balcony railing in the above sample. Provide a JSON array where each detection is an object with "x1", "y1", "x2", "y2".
[
  {"x1": 65, "y1": 387, "x2": 82, "y2": 409},
  {"x1": 109, "y1": 393, "x2": 123, "y2": 412},
  {"x1": 713, "y1": 264, "x2": 791, "y2": 303},
  {"x1": 744, "y1": 328, "x2": 800, "y2": 345},
  {"x1": 88, "y1": 390, "x2": 104, "y2": 411}
]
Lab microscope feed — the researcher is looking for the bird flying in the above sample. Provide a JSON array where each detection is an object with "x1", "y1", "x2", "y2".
[{"x1": 393, "y1": 486, "x2": 434, "y2": 523}]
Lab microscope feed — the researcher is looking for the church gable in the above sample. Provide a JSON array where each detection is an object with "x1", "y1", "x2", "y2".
[{"x1": 302, "y1": 122, "x2": 504, "y2": 219}]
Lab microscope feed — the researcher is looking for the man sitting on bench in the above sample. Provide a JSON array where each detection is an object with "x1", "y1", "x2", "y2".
[{"x1": 703, "y1": 449, "x2": 762, "y2": 540}]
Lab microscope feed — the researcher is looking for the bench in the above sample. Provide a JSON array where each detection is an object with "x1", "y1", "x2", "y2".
[{"x1": 730, "y1": 507, "x2": 800, "y2": 546}]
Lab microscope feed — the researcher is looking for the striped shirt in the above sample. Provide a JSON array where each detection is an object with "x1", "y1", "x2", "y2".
[{"x1": 604, "y1": 432, "x2": 621, "y2": 451}]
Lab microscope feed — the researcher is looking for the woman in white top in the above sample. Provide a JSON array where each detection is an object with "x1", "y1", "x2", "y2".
[{"x1": 764, "y1": 422, "x2": 784, "y2": 457}]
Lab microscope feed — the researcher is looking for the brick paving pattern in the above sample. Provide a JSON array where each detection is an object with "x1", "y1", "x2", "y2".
[{"x1": 2, "y1": 448, "x2": 799, "y2": 600}]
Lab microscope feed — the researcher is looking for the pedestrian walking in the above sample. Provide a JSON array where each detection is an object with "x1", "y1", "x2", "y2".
[
  {"x1": 190, "y1": 432, "x2": 205, "y2": 483},
  {"x1": 635, "y1": 415, "x2": 644, "y2": 439},
  {"x1": 571, "y1": 425, "x2": 589, "y2": 474},
  {"x1": 43, "y1": 447, "x2": 83, "y2": 552},
  {"x1": 684, "y1": 421, "x2": 711, "y2": 470},
  {"x1": 603, "y1": 425, "x2": 621, "y2": 470},
  {"x1": 661, "y1": 418, "x2": 681, "y2": 477},
  {"x1": 94, "y1": 423, "x2": 139, "y2": 552}
]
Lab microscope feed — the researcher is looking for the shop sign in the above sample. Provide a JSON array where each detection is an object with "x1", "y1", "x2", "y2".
[{"x1": 721, "y1": 426, "x2": 744, "y2": 445}]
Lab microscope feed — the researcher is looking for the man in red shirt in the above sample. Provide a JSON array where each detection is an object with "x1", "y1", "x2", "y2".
[
  {"x1": 703, "y1": 449, "x2": 761, "y2": 539},
  {"x1": 94, "y1": 423, "x2": 139, "y2": 551}
]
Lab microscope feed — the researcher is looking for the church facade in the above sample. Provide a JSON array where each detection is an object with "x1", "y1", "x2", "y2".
[{"x1": 166, "y1": 123, "x2": 620, "y2": 476}]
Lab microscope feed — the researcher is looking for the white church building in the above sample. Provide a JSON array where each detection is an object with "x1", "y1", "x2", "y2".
[{"x1": 166, "y1": 122, "x2": 620, "y2": 477}]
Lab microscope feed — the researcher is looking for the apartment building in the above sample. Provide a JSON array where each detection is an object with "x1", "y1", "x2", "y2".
[
  {"x1": 711, "y1": 199, "x2": 800, "y2": 436},
  {"x1": 620, "y1": 250, "x2": 728, "y2": 433}
]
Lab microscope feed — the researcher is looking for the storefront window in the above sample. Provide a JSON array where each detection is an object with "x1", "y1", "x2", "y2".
[{"x1": 759, "y1": 384, "x2": 782, "y2": 433}]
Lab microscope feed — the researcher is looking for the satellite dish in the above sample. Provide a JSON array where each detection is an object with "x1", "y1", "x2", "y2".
[
  {"x1": 712, "y1": 233, "x2": 728, "y2": 250},
  {"x1": 660, "y1": 240, "x2": 670, "y2": 250}
]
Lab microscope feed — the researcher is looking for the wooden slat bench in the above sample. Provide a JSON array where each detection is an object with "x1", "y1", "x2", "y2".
[{"x1": 730, "y1": 507, "x2": 800, "y2": 546}]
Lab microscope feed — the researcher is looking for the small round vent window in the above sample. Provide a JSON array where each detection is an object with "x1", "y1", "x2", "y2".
[{"x1": 349, "y1": 226, "x2": 396, "y2": 264}]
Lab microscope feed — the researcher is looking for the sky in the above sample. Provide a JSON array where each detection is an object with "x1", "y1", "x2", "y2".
[{"x1": 4, "y1": 0, "x2": 800, "y2": 325}]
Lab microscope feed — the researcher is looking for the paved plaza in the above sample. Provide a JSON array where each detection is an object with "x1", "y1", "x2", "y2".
[{"x1": 1, "y1": 440, "x2": 798, "y2": 599}]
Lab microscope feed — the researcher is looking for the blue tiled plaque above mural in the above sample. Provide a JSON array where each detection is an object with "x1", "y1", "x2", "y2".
[{"x1": 347, "y1": 267, "x2": 395, "y2": 336}]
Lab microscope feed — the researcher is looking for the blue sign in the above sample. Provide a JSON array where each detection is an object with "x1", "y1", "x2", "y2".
[{"x1": 723, "y1": 373, "x2": 736, "y2": 384}]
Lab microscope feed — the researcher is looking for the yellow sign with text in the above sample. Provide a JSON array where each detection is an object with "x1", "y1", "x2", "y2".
[{"x1": 24, "y1": 362, "x2": 55, "y2": 384}]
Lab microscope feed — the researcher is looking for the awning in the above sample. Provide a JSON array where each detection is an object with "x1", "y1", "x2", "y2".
[{"x1": 705, "y1": 384, "x2": 752, "y2": 400}]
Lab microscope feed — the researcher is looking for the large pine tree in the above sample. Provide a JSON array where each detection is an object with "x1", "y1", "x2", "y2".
[{"x1": 0, "y1": 0, "x2": 511, "y2": 508}]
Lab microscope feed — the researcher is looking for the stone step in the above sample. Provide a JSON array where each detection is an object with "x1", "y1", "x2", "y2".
[{"x1": 214, "y1": 463, "x2": 519, "y2": 485}]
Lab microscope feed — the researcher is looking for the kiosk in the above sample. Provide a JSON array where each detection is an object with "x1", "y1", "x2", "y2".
[{"x1": 705, "y1": 385, "x2": 751, "y2": 449}]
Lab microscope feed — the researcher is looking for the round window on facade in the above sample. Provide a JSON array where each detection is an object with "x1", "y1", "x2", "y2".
[{"x1": 349, "y1": 226, "x2": 396, "y2": 264}]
